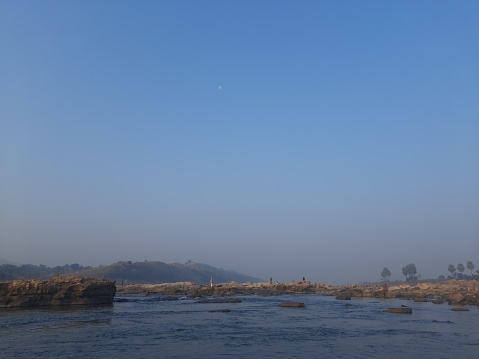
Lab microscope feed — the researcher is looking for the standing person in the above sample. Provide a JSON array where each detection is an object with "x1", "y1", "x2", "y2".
[
  {"x1": 210, "y1": 277, "x2": 213, "y2": 288},
  {"x1": 383, "y1": 283, "x2": 388, "y2": 298}
]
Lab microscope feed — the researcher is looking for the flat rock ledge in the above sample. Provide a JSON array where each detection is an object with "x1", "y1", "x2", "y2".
[
  {"x1": 279, "y1": 301, "x2": 305, "y2": 308},
  {"x1": 117, "y1": 280, "x2": 479, "y2": 307},
  {"x1": 0, "y1": 276, "x2": 116, "y2": 308}
]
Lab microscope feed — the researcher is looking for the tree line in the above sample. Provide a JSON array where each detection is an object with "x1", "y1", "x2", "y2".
[
  {"x1": 381, "y1": 260, "x2": 477, "y2": 282},
  {"x1": 0, "y1": 263, "x2": 92, "y2": 279},
  {"x1": 443, "y1": 261, "x2": 476, "y2": 280}
]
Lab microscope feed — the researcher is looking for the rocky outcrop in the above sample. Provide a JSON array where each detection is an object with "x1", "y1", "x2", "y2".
[
  {"x1": 324, "y1": 280, "x2": 479, "y2": 306},
  {"x1": 118, "y1": 280, "x2": 320, "y2": 297},
  {"x1": 116, "y1": 279, "x2": 479, "y2": 307},
  {"x1": 0, "y1": 276, "x2": 116, "y2": 308}
]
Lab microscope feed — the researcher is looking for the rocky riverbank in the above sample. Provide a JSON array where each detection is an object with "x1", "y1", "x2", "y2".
[
  {"x1": 0, "y1": 276, "x2": 116, "y2": 308},
  {"x1": 117, "y1": 279, "x2": 479, "y2": 306}
]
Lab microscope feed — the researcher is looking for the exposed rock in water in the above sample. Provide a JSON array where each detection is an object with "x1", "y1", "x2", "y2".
[
  {"x1": 0, "y1": 276, "x2": 116, "y2": 308},
  {"x1": 279, "y1": 301, "x2": 305, "y2": 308},
  {"x1": 196, "y1": 298, "x2": 242, "y2": 304},
  {"x1": 335, "y1": 292, "x2": 352, "y2": 300},
  {"x1": 447, "y1": 293, "x2": 465, "y2": 305},
  {"x1": 451, "y1": 307, "x2": 470, "y2": 311},
  {"x1": 116, "y1": 279, "x2": 479, "y2": 308},
  {"x1": 383, "y1": 307, "x2": 413, "y2": 314}
]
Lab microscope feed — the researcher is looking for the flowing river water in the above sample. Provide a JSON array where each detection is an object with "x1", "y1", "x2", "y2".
[{"x1": 1, "y1": 293, "x2": 478, "y2": 358}]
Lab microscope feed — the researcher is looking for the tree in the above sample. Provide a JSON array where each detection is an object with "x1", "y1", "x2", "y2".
[
  {"x1": 402, "y1": 263, "x2": 417, "y2": 281},
  {"x1": 448, "y1": 264, "x2": 456, "y2": 278},
  {"x1": 69, "y1": 263, "x2": 81, "y2": 271},
  {"x1": 457, "y1": 263, "x2": 465, "y2": 275},
  {"x1": 381, "y1": 267, "x2": 391, "y2": 281},
  {"x1": 466, "y1": 261, "x2": 474, "y2": 276}
]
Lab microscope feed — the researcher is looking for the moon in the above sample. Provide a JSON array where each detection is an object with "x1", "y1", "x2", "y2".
[{"x1": 217, "y1": 85, "x2": 222, "y2": 90}]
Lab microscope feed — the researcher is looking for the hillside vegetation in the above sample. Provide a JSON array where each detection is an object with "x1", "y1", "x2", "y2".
[
  {"x1": 0, "y1": 261, "x2": 263, "y2": 284},
  {"x1": 75, "y1": 261, "x2": 263, "y2": 284}
]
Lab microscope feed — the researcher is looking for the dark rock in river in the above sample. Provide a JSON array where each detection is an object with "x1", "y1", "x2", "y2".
[
  {"x1": 335, "y1": 291, "x2": 352, "y2": 300},
  {"x1": 451, "y1": 306, "x2": 469, "y2": 311},
  {"x1": 383, "y1": 307, "x2": 413, "y2": 314},
  {"x1": 0, "y1": 276, "x2": 116, "y2": 308},
  {"x1": 196, "y1": 298, "x2": 242, "y2": 304},
  {"x1": 413, "y1": 298, "x2": 428, "y2": 302},
  {"x1": 279, "y1": 301, "x2": 305, "y2": 308}
]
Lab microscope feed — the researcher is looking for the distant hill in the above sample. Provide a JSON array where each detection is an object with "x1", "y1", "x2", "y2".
[{"x1": 74, "y1": 261, "x2": 264, "y2": 284}]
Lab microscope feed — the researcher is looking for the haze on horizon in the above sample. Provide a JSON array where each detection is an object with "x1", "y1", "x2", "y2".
[{"x1": 1, "y1": 1, "x2": 478, "y2": 285}]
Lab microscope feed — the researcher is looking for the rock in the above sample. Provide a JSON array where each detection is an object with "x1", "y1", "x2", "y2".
[
  {"x1": 415, "y1": 283, "x2": 431, "y2": 290},
  {"x1": 335, "y1": 291, "x2": 352, "y2": 300},
  {"x1": 451, "y1": 307, "x2": 469, "y2": 311},
  {"x1": 279, "y1": 301, "x2": 305, "y2": 308},
  {"x1": 383, "y1": 307, "x2": 413, "y2": 314},
  {"x1": 413, "y1": 298, "x2": 428, "y2": 302},
  {"x1": 0, "y1": 276, "x2": 116, "y2": 308},
  {"x1": 432, "y1": 320, "x2": 454, "y2": 323},
  {"x1": 115, "y1": 279, "x2": 479, "y2": 307},
  {"x1": 195, "y1": 298, "x2": 242, "y2": 304},
  {"x1": 448, "y1": 293, "x2": 465, "y2": 304}
]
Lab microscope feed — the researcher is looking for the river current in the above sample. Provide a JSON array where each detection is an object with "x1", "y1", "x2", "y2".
[{"x1": 1, "y1": 293, "x2": 478, "y2": 358}]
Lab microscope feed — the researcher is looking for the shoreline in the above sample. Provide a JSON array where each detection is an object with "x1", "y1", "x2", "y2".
[{"x1": 117, "y1": 279, "x2": 479, "y2": 307}]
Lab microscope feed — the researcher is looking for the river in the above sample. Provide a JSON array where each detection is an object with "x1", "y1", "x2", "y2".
[{"x1": 1, "y1": 293, "x2": 478, "y2": 358}]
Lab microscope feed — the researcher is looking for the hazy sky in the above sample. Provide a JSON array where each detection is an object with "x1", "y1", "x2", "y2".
[{"x1": 1, "y1": 1, "x2": 478, "y2": 284}]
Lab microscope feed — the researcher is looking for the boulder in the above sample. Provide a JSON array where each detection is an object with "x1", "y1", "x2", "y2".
[
  {"x1": 0, "y1": 276, "x2": 116, "y2": 308},
  {"x1": 383, "y1": 307, "x2": 413, "y2": 314},
  {"x1": 451, "y1": 307, "x2": 469, "y2": 311},
  {"x1": 447, "y1": 293, "x2": 465, "y2": 305},
  {"x1": 195, "y1": 298, "x2": 242, "y2": 304},
  {"x1": 335, "y1": 292, "x2": 352, "y2": 300},
  {"x1": 279, "y1": 301, "x2": 305, "y2": 308}
]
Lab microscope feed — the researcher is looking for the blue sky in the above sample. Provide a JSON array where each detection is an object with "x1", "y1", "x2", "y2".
[{"x1": 1, "y1": 1, "x2": 478, "y2": 284}]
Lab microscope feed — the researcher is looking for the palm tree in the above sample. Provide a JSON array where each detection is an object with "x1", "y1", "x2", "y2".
[
  {"x1": 448, "y1": 264, "x2": 456, "y2": 278},
  {"x1": 466, "y1": 261, "x2": 474, "y2": 276},
  {"x1": 457, "y1": 263, "x2": 465, "y2": 277}
]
